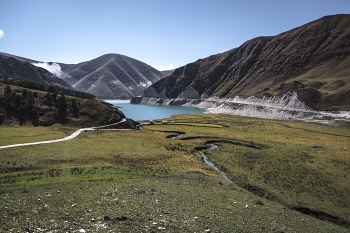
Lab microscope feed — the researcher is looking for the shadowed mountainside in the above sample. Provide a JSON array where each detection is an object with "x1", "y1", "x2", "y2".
[
  {"x1": 0, "y1": 54, "x2": 72, "y2": 90},
  {"x1": 136, "y1": 14, "x2": 350, "y2": 110},
  {"x1": 60, "y1": 54, "x2": 163, "y2": 99},
  {"x1": 160, "y1": 69, "x2": 175, "y2": 78}
]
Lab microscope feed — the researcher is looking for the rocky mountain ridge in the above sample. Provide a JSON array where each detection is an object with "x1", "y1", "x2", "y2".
[
  {"x1": 133, "y1": 14, "x2": 350, "y2": 111},
  {"x1": 0, "y1": 54, "x2": 72, "y2": 90},
  {"x1": 0, "y1": 53, "x2": 165, "y2": 99},
  {"x1": 60, "y1": 53, "x2": 164, "y2": 99}
]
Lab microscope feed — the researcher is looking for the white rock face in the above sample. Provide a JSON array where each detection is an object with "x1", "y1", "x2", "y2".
[{"x1": 133, "y1": 91, "x2": 350, "y2": 124}]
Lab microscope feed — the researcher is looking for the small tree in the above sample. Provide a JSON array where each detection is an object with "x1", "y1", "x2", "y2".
[
  {"x1": 44, "y1": 92, "x2": 53, "y2": 106},
  {"x1": 21, "y1": 89, "x2": 28, "y2": 100},
  {"x1": 57, "y1": 94, "x2": 67, "y2": 124},
  {"x1": 71, "y1": 98, "x2": 79, "y2": 118},
  {"x1": 4, "y1": 84, "x2": 11, "y2": 95},
  {"x1": 47, "y1": 85, "x2": 57, "y2": 93},
  {"x1": 31, "y1": 107, "x2": 39, "y2": 126},
  {"x1": 14, "y1": 94, "x2": 21, "y2": 108}
]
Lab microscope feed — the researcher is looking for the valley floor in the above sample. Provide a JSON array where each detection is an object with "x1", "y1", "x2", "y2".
[{"x1": 0, "y1": 114, "x2": 349, "y2": 232}]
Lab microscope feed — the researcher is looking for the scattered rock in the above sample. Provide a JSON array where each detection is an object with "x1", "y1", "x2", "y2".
[
  {"x1": 104, "y1": 215, "x2": 131, "y2": 222},
  {"x1": 255, "y1": 200, "x2": 264, "y2": 206},
  {"x1": 115, "y1": 216, "x2": 129, "y2": 221}
]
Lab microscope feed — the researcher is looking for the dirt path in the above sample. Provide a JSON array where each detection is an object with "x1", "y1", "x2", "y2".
[{"x1": 0, "y1": 118, "x2": 127, "y2": 149}]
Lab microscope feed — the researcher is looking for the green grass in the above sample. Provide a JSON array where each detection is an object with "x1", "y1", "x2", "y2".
[
  {"x1": 0, "y1": 125, "x2": 75, "y2": 146},
  {"x1": 1, "y1": 171, "x2": 348, "y2": 232},
  {"x1": 0, "y1": 114, "x2": 350, "y2": 232}
]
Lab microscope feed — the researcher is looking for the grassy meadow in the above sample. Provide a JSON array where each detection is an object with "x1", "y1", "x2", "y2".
[
  {"x1": 0, "y1": 125, "x2": 76, "y2": 146},
  {"x1": 0, "y1": 114, "x2": 349, "y2": 232}
]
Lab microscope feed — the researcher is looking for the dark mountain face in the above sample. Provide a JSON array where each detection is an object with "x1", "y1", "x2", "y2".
[
  {"x1": 140, "y1": 14, "x2": 350, "y2": 110},
  {"x1": 0, "y1": 54, "x2": 72, "y2": 89},
  {"x1": 59, "y1": 54, "x2": 163, "y2": 99}
]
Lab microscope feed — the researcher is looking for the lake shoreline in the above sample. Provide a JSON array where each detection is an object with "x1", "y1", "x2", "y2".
[
  {"x1": 104, "y1": 99, "x2": 206, "y2": 121},
  {"x1": 124, "y1": 93, "x2": 350, "y2": 124}
]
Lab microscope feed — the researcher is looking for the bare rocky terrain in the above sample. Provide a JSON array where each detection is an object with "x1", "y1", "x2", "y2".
[
  {"x1": 134, "y1": 14, "x2": 350, "y2": 111},
  {"x1": 59, "y1": 54, "x2": 163, "y2": 99}
]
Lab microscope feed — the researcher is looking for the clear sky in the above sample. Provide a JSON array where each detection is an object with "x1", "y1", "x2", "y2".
[{"x1": 0, "y1": 0, "x2": 349, "y2": 70}]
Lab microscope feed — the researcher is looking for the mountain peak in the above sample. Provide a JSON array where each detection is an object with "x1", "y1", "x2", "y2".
[{"x1": 60, "y1": 53, "x2": 163, "y2": 99}]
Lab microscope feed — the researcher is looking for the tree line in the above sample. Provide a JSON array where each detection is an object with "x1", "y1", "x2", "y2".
[
  {"x1": 0, "y1": 83, "x2": 80, "y2": 126},
  {"x1": 0, "y1": 84, "x2": 40, "y2": 125},
  {"x1": 0, "y1": 74, "x2": 96, "y2": 100}
]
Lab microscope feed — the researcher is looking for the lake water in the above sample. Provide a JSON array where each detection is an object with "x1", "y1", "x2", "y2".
[{"x1": 105, "y1": 100, "x2": 206, "y2": 121}]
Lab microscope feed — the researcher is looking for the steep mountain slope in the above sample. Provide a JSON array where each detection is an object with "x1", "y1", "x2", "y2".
[
  {"x1": 0, "y1": 54, "x2": 72, "y2": 90},
  {"x1": 60, "y1": 54, "x2": 163, "y2": 99},
  {"x1": 136, "y1": 14, "x2": 350, "y2": 110},
  {"x1": 160, "y1": 69, "x2": 175, "y2": 78},
  {"x1": 0, "y1": 52, "x2": 38, "y2": 64}
]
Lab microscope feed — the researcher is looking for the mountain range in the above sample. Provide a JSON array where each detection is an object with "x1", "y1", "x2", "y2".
[
  {"x1": 0, "y1": 53, "x2": 165, "y2": 99},
  {"x1": 133, "y1": 14, "x2": 350, "y2": 111},
  {"x1": 1, "y1": 14, "x2": 350, "y2": 110}
]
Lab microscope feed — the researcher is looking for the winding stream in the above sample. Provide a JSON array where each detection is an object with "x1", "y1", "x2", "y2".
[
  {"x1": 1, "y1": 122, "x2": 235, "y2": 185},
  {"x1": 198, "y1": 145, "x2": 233, "y2": 183},
  {"x1": 170, "y1": 132, "x2": 233, "y2": 183}
]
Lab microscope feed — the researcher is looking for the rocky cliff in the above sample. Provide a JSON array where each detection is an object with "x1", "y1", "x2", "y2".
[{"x1": 133, "y1": 14, "x2": 350, "y2": 111}]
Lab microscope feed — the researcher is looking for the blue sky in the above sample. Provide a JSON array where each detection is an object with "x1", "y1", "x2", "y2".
[{"x1": 0, "y1": 0, "x2": 349, "y2": 70}]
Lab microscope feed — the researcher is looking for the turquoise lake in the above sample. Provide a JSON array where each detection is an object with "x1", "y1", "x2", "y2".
[{"x1": 105, "y1": 100, "x2": 206, "y2": 121}]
